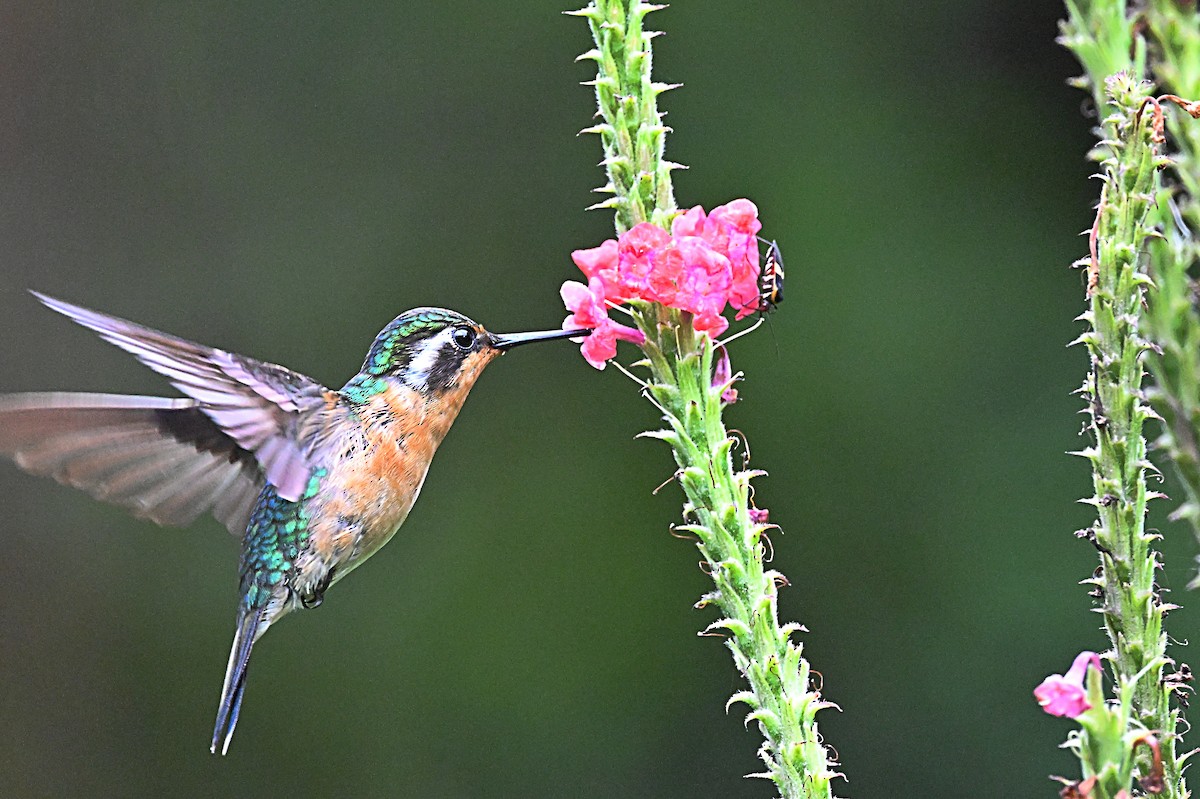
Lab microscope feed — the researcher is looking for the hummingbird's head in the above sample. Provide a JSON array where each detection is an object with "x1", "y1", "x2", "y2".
[{"x1": 360, "y1": 307, "x2": 583, "y2": 396}]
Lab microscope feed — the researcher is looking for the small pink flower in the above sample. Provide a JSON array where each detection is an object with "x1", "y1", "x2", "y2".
[
  {"x1": 1034, "y1": 651, "x2": 1102, "y2": 718},
  {"x1": 561, "y1": 278, "x2": 609, "y2": 329},
  {"x1": 571, "y1": 239, "x2": 626, "y2": 302},
  {"x1": 576, "y1": 321, "x2": 646, "y2": 370},
  {"x1": 672, "y1": 237, "x2": 732, "y2": 320},
  {"x1": 577, "y1": 327, "x2": 619, "y2": 369},
  {"x1": 616, "y1": 223, "x2": 672, "y2": 300},
  {"x1": 644, "y1": 236, "x2": 733, "y2": 326},
  {"x1": 711, "y1": 200, "x2": 763, "y2": 319},
  {"x1": 646, "y1": 245, "x2": 684, "y2": 306},
  {"x1": 621, "y1": 223, "x2": 672, "y2": 259},
  {"x1": 728, "y1": 241, "x2": 763, "y2": 320},
  {"x1": 710, "y1": 198, "x2": 762, "y2": 236},
  {"x1": 561, "y1": 277, "x2": 645, "y2": 370},
  {"x1": 672, "y1": 200, "x2": 761, "y2": 258}
]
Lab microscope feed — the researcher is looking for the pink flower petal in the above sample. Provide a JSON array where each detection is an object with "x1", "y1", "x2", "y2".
[
  {"x1": 673, "y1": 238, "x2": 732, "y2": 319},
  {"x1": 580, "y1": 328, "x2": 618, "y2": 370},
  {"x1": 710, "y1": 198, "x2": 762, "y2": 236},
  {"x1": 1064, "y1": 651, "x2": 1103, "y2": 683},
  {"x1": 572, "y1": 239, "x2": 628, "y2": 302},
  {"x1": 614, "y1": 223, "x2": 671, "y2": 300},
  {"x1": 1033, "y1": 651, "x2": 1102, "y2": 718},
  {"x1": 620, "y1": 223, "x2": 671, "y2": 259},
  {"x1": 572, "y1": 239, "x2": 618, "y2": 280},
  {"x1": 646, "y1": 245, "x2": 683, "y2": 305},
  {"x1": 609, "y1": 320, "x2": 646, "y2": 345},
  {"x1": 1034, "y1": 675, "x2": 1090, "y2": 718},
  {"x1": 693, "y1": 312, "x2": 729, "y2": 337},
  {"x1": 671, "y1": 205, "x2": 707, "y2": 238},
  {"x1": 564, "y1": 277, "x2": 616, "y2": 328},
  {"x1": 560, "y1": 281, "x2": 597, "y2": 321}
]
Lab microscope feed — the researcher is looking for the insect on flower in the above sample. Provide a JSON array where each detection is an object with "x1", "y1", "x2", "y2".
[{"x1": 754, "y1": 238, "x2": 784, "y2": 315}]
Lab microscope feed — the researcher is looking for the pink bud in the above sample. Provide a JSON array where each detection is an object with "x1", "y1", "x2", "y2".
[{"x1": 712, "y1": 345, "x2": 738, "y2": 403}]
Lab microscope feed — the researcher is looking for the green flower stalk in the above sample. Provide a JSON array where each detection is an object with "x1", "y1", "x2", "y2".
[
  {"x1": 566, "y1": 2, "x2": 840, "y2": 797},
  {"x1": 1071, "y1": 77, "x2": 1186, "y2": 796},
  {"x1": 1060, "y1": 4, "x2": 1193, "y2": 793},
  {"x1": 1143, "y1": 1, "x2": 1200, "y2": 588},
  {"x1": 571, "y1": 1, "x2": 680, "y2": 233}
]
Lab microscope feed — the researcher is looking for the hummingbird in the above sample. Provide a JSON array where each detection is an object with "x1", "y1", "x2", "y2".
[{"x1": 0, "y1": 292, "x2": 584, "y2": 754}]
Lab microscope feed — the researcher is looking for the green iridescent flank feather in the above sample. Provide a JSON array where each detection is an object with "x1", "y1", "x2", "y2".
[{"x1": 240, "y1": 469, "x2": 327, "y2": 610}]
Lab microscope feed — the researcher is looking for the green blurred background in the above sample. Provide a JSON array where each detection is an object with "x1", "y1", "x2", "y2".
[{"x1": 0, "y1": 2, "x2": 1185, "y2": 797}]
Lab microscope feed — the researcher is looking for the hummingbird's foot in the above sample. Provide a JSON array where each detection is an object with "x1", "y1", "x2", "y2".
[{"x1": 300, "y1": 567, "x2": 336, "y2": 609}]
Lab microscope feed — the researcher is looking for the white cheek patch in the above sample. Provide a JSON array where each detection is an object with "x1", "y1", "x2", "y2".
[{"x1": 404, "y1": 329, "x2": 455, "y2": 389}]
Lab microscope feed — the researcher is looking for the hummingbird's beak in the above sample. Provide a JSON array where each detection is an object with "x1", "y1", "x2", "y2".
[{"x1": 489, "y1": 328, "x2": 589, "y2": 350}]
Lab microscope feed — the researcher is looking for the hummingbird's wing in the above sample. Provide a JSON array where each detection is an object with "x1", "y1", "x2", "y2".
[
  {"x1": 31, "y1": 292, "x2": 335, "y2": 504},
  {"x1": 0, "y1": 393, "x2": 264, "y2": 534}
]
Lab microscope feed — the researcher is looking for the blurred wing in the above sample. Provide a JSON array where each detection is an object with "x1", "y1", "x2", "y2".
[
  {"x1": 0, "y1": 393, "x2": 264, "y2": 534},
  {"x1": 33, "y1": 292, "x2": 334, "y2": 502}
]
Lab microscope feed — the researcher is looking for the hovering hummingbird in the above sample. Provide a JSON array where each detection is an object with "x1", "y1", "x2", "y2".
[{"x1": 0, "y1": 292, "x2": 584, "y2": 754}]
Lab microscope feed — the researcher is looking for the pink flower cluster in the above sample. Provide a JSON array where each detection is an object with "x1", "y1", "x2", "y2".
[
  {"x1": 1034, "y1": 651, "x2": 1102, "y2": 718},
  {"x1": 561, "y1": 199, "x2": 763, "y2": 369}
]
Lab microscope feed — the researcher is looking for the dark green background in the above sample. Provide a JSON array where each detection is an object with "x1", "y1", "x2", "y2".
[{"x1": 0, "y1": 2, "x2": 1185, "y2": 797}]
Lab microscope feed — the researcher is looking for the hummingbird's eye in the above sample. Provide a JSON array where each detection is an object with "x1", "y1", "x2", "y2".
[{"x1": 451, "y1": 326, "x2": 476, "y2": 350}]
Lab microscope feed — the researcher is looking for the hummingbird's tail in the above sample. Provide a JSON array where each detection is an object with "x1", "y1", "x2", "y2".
[{"x1": 211, "y1": 609, "x2": 262, "y2": 755}]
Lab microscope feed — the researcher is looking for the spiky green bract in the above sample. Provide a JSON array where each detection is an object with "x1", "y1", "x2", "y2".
[
  {"x1": 569, "y1": 0, "x2": 681, "y2": 233},
  {"x1": 573, "y1": 3, "x2": 839, "y2": 796},
  {"x1": 1064, "y1": 68, "x2": 1190, "y2": 796},
  {"x1": 1144, "y1": 1, "x2": 1200, "y2": 589},
  {"x1": 1060, "y1": 0, "x2": 1145, "y2": 114}
]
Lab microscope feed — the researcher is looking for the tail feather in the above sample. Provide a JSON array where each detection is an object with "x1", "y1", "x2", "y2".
[{"x1": 211, "y1": 610, "x2": 261, "y2": 755}]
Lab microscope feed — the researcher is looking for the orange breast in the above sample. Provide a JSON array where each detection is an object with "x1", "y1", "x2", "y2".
[{"x1": 305, "y1": 374, "x2": 492, "y2": 578}]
